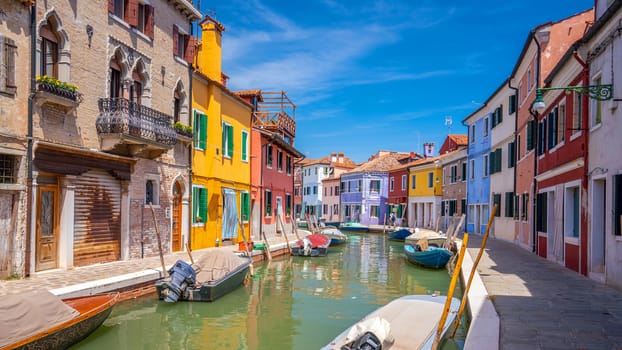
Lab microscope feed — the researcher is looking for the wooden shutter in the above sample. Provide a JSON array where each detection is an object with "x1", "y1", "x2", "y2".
[
  {"x1": 144, "y1": 5, "x2": 154, "y2": 39},
  {"x1": 5, "y1": 38, "x2": 16, "y2": 88},
  {"x1": 505, "y1": 192, "x2": 514, "y2": 217},
  {"x1": 241, "y1": 131, "x2": 248, "y2": 161},
  {"x1": 496, "y1": 148, "x2": 502, "y2": 173},
  {"x1": 508, "y1": 142, "x2": 515, "y2": 168},
  {"x1": 509, "y1": 94, "x2": 517, "y2": 114},
  {"x1": 125, "y1": 0, "x2": 138, "y2": 26},
  {"x1": 185, "y1": 35, "x2": 195, "y2": 64},
  {"x1": 200, "y1": 114, "x2": 207, "y2": 150},
  {"x1": 192, "y1": 187, "x2": 198, "y2": 223},
  {"x1": 498, "y1": 105, "x2": 503, "y2": 124},
  {"x1": 173, "y1": 25, "x2": 179, "y2": 56},
  {"x1": 526, "y1": 120, "x2": 535, "y2": 150},
  {"x1": 200, "y1": 187, "x2": 208, "y2": 222},
  {"x1": 108, "y1": 0, "x2": 115, "y2": 13},
  {"x1": 193, "y1": 111, "x2": 199, "y2": 148},
  {"x1": 227, "y1": 125, "x2": 234, "y2": 157},
  {"x1": 489, "y1": 151, "x2": 495, "y2": 174}
]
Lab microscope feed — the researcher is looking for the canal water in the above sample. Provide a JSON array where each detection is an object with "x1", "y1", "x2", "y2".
[{"x1": 72, "y1": 233, "x2": 467, "y2": 350}]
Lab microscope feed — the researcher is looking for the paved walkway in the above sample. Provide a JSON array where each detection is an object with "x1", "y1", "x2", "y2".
[{"x1": 465, "y1": 234, "x2": 622, "y2": 350}]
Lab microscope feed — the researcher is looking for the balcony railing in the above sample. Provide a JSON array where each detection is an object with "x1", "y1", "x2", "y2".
[{"x1": 96, "y1": 98, "x2": 178, "y2": 157}]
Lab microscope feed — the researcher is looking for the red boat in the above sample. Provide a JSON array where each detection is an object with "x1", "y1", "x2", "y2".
[{"x1": 292, "y1": 233, "x2": 330, "y2": 256}]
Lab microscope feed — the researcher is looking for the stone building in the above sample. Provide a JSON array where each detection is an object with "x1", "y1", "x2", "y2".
[{"x1": 2, "y1": 0, "x2": 201, "y2": 276}]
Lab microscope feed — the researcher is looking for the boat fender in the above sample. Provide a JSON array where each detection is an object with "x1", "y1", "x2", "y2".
[{"x1": 341, "y1": 332, "x2": 382, "y2": 350}]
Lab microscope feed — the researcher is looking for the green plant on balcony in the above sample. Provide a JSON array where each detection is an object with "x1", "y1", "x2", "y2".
[
  {"x1": 173, "y1": 122, "x2": 193, "y2": 138},
  {"x1": 36, "y1": 75, "x2": 81, "y2": 101}
]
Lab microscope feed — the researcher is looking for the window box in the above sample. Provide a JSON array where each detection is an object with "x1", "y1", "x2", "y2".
[
  {"x1": 173, "y1": 122, "x2": 193, "y2": 139},
  {"x1": 36, "y1": 76, "x2": 82, "y2": 102}
]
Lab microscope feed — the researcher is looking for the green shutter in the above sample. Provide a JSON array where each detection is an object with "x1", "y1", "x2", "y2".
[
  {"x1": 221, "y1": 123, "x2": 226, "y2": 156},
  {"x1": 527, "y1": 120, "x2": 535, "y2": 151},
  {"x1": 241, "y1": 192, "x2": 250, "y2": 221},
  {"x1": 489, "y1": 152, "x2": 495, "y2": 174},
  {"x1": 199, "y1": 114, "x2": 207, "y2": 150},
  {"x1": 496, "y1": 149, "x2": 502, "y2": 173},
  {"x1": 508, "y1": 142, "x2": 515, "y2": 168},
  {"x1": 493, "y1": 194, "x2": 501, "y2": 217},
  {"x1": 192, "y1": 187, "x2": 198, "y2": 223},
  {"x1": 241, "y1": 131, "x2": 248, "y2": 161},
  {"x1": 498, "y1": 104, "x2": 503, "y2": 124},
  {"x1": 193, "y1": 111, "x2": 199, "y2": 148},
  {"x1": 200, "y1": 188, "x2": 208, "y2": 222},
  {"x1": 228, "y1": 125, "x2": 234, "y2": 157}
]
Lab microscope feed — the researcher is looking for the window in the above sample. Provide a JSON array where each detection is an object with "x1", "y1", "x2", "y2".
[
  {"x1": 370, "y1": 205, "x2": 379, "y2": 218},
  {"x1": 558, "y1": 103, "x2": 566, "y2": 143},
  {"x1": 572, "y1": 89, "x2": 583, "y2": 134},
  {"x1": 192, "y1": 186, "x2": 207, "y2": 224},
  {"x1": 0, "y1": 154, "x2": 17, "y2": 184},
  {"x1": 526, "y1": 120, "x2": 535, "y2": 151},
  {"x1": 470, "y1": 125, "x2": 475, "y2": 143},
  {"x1": 401, "y1": 175, "x2": 407, "y2": 190},
  {"x1": 241, "y1": 191, "x2": 250, "y2": 221},
  {"x1": 450, "y1": 165, "x2": 457, "y2": 183},
  {"x1": 356, "y1": 180, "x2": 362, "y2": 192},
  {"x1": 323, "y1": 204, "x2": 328, "y2": 215},
  {"x1": 428, "y1": 172, "x2": 433, "y2": 188},
  {"x1": 469, "y1": 159, "x2": 475, "y2": 180},
  {"x1": 483, "y1": 155, "x2": 489, "y2": 177},
  {"x1": 130, "y1": 78, "x2": 142, "y2": 105},
  {"x1": 461, "y1": 162, "x2": 466, "y2": 182},
  {"x1": 241, "y1": 130, "x2": 249, "y2": 162},
  {"x1": 221, "y1": 122, "x2": 234, "y2": 158},
  {"x1": 509, "y1": 94, "x2": 517, "y2": 114},
  {"x1": 565, "y1": 186, "x2": 580, "y2": 238},
  {"x1": 285, "y1": 194, "x2": 292, "y2": 216},
  {"x1": 145, "y1": 178, "x2": 159, "y2": 205},
  {"x1": 537, "y1": 119, "x2": 546, "y2": 156},
  {"x1": 614, "y1": 175, "x2": 622, "y2": 236},
  {"x1": 173, "y1": 25, "x2": 195, "y2": 64},
  {"x1": 173, "y1": 91, "x2": 181, "y2": 123},
  {"x1": 493, "y1": 194, "x2": 501, "y2": 217},
  {"x1": 508, "y1": 142, "x2": 515, "y2": 168},
  {"x1": 313, "y1": 186, "x2": 317, "y2": 194},
  {"x1": 1, "y1": 36, "x2": 17, "y2": 94},
  {"x1": 591, "y1": 76, "x2": 602, "y2": 127},
  {"x1": 266, "y1": 144, "x2": 273, "y2": 167},
  {"x1": 468, "y1": 204, "x2": 476, "y2": 224},
  {"x1": 504, "y1": 192, "x2": 514, "y2": 217},
  {"x1": 527, "y1": 67, "x2": 532, "y2": 92},
  {"x1": 265, "y1": 190, "x2": 272, "y2": 217},
  {"x1": 112, "y1": 0, "x2": 125, "y2": 18},
  {"x1": 335, "y1": 185, "x2": 340, "y2": 196},
  {"x1": 40, "y1": 25, "x2": 59, "y2": 78},
  {"x1": 370, "y1": 180, "x2": 380, "y2": 193},
  {"x1": 110, "y1": 64, "x2": 123, "y2": 98},
  {"x1": 514, "y1": 195, "x2": 520, "y2": 219},
  {"x1": 548, "y1": 108, "x2": 558, "y2": 150},
  {"x1": 286, "y1": 156, "x2": 292, "y2": 175},
  {"x1": 518, "y1": 82, "x2": 522, "y2": 105},
  {"x1": 521, "y1": 193, "x2": 529, "y2": 220},
  {"x1": 411, "y1": 175, "x2": 416, "y2": 189},
  {"x1": 194, "y1": 111, "x2": 207, "y2": 150},
  {"x1": 109, "y1": 1, "x2": 154, "y2": 39},
  {"x1": 277, "y1": 150, "x2": 283, "y2": 171},
  {"x1": 389, "y1": 177, "x2": 394, "y2": 192},
  {"x1": 489, "y1": 149, "x2": 501, "y2": 174},
  {"x1": 333, "y1": 204, "x2": 338, "y2": 215},
  {"x1": 483, "y1": 118, "x2": 489, "y2": 137}
]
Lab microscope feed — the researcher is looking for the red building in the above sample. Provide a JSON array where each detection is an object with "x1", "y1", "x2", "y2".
[{"x1": 387, "y1": 152, "x2": 421, "y2": 226}]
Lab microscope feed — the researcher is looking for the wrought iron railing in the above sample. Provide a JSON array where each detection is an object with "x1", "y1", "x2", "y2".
[
  {"x1": 96, "y1": 98, "x2": 178, "y2": 146},
  {"x1": 36, "y1": 81, "x2": 83, "y2": 103}
]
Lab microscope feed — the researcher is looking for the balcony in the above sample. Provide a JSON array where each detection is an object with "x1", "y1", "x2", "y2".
[
  {"x1": 96, "y1": 98, "x2": 178, "y2": 159},
  {"x1": 252, "y1": 91, "x2": 296, "y2": 140}
]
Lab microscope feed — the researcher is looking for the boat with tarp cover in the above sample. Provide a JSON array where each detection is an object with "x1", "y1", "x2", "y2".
[{"x1": 0, "y1": 290, "x2": 118, "y2": 350}]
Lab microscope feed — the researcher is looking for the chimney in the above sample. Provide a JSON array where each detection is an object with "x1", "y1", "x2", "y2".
[
  {"x1": 338, "y1": 152, "x2": 344, "y2": 163},
  {"x1": 423, "y1": 143, "x2": 434, "y2": 158},
  {"x1": 331, "y1": 152, "x2": 337, "y2": 162}
]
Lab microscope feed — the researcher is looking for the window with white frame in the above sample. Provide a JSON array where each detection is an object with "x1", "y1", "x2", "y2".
[
  {"x1": 558, "y1": 103, "x2": 566, "y2": 143},
  {"x1": 565, "y1": 185, "x2": 580, "y2": 238},
  {"x1": 572, "y1": 88, "x2": 583, "y2": 135},
  {"x1": 469, "y1": 159, "x2": 475, "y2": 180},
  {"x1": 389, "y1": 177, "x2": 394, "y2": 192},
  {"x1": 194, "y1": 111, "x2": 207, "y2": 150},
  {"x1": 590, "y1": 75, "x2": 602, "y2": 127},
  {"x1": 222, "y1": 122, "x2": 234, "y2": 158},
  {"x1": 370, "y1": 205, "x2": 379, "y2": 218},
  {"x1": 470, "y1": 124, "x2": 475, "y2": 143},
  {"x1": 483, "y1": 154, "x2": 489, "y2": 177},
  {"x1": 401, "y1": 175, "x2": 407, "y2": 190},
  {"x1": 484, "y1": 117, "x2": 489, "y2": 137},
  {"x1": 192, "y1": 185, "x2": 207, "y2": 224},
  {"x1": 277, "y1": 150, "x2": 283, "y2": 171}
]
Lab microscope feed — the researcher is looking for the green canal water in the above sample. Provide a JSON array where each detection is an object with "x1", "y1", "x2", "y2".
[{"x1": 71, "y1": 233, "x2": 467, "y2": 350}]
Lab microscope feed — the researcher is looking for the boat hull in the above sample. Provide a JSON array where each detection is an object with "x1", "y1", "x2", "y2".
[
  {"x1": 322, "y1": 295, "x2": 460, "y2": 350},
  {"x1": 5, "y1": 293, "x2": 118, "y2": 350},
  {"x1": 155, "y1": 256, "x2": 252, "y2": 302},
  {"x1": 292, "y1": 233, "x2": 331, "y2": 256},
  {"x1": 339, "y1": 222, "x2": 369, "y2": 232},
  {"x1": 404, "y1": 244, "x2": 453, "y2": 269},
  {"x1": 321, "y1": 227, "x2": 348, "y2": 246},
  {"x1": 387, "y1": 228, "x2": 411, "y2": 241}
]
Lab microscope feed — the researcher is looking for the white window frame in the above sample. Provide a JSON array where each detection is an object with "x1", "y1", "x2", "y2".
[
  {"x1": 144, "y1": 174, "x2": 160, "y2": 207},
  {"x1": 469, "y1": 159, "x2": 475, "y2": 180},
  {"x1": 401, "y1": 175, "x2": 407, "y2": 190},
  {"x1": 389, "y1": 177, "x2": 394, "y2": 192},
  {"x1": 483, "y1": 154, "x2": 489, "y2": 178},
  {"x1": 564, "y1": 180, "x2": 581, "y2": 244}
]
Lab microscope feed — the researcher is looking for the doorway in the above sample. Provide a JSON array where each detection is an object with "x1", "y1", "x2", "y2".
[
  {"x1": 590, "y1": 179, "x2": 606, "y2": 278},
  {"x1": 36, "y1": 185, "x2": 59, "y2": 271},
  {"x1": 171, "y1": 182, "x2": 182, "y2": 252}
]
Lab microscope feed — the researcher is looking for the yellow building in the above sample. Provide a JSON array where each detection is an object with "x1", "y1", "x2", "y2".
[
  {"x1": 407, "y1": 156, "x2": 443, "y2": 229},
  {"x1": 191, "y1": 16, "x2": 252, "y2": 249}
]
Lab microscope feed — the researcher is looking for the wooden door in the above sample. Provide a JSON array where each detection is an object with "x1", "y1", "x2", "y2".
[
  {"x1": 172, "y1": 182, "x2": 182, "y2": 252},
  {"x1": 36, "y1": 185, "x2": 58, "y2": 271}
]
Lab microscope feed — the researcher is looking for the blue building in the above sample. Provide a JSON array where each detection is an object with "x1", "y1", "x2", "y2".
[{"x1": 464, "y1": 110, "x2": 492, "y2": 234}]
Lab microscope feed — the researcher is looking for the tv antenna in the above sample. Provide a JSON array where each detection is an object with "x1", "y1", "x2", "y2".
[{"x1": 445, "y1": 115, "x2": 453, "y2": 133}]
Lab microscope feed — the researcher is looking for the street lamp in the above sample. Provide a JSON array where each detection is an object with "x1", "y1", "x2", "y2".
[{"x1": 533, "y1": 84, "x2": 613, "y2": 112}]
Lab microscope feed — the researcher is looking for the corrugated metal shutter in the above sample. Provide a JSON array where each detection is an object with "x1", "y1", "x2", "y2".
[{"x1": 74, "y1": 169, "x2": 121, "y2": 266}]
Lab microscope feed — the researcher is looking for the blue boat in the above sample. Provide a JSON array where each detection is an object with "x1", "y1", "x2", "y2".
[
  {"x1": 404, "y1": 244, "x2": 453, "y2": 269},
  {"x1": 339, "y1": 222, "x2": 369, "y2": 232},
  {"x1": 387, "y1": 228, "x2": 412, "y2": 241}
]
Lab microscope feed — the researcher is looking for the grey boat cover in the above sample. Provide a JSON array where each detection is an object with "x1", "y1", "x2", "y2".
[
  {"x1": 0, "y1": 290, "x2": 80, "y2": 347},
  {"x1": 195, "y1": 250, "x2": 247, "y2": 283}
]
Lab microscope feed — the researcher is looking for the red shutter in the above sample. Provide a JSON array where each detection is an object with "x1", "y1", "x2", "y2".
[
  {"x1": 145, "y1": 5, "x2": 154, "y2": 39},
  {"x1": 184, "y1": 35, "x2": 195, "y2": 64},
  {"x1": 125, "y1": 0, "x2": 138, "y2": 26},
  {"x1": 173, "y1": 25, "x2": 179, "y2": 57},
  {"x1": 108, "y1": 0, "x2": 115, "y2": 14}
]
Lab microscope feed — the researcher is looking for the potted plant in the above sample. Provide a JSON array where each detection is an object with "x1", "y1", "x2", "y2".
[
  {"x1": 195, "y1": 216, "x2": 203, "y2": 223},
  {"x1": 173, "y1": 122, "x2": 193, "y2": 138},
  {"x1": 36, "y1": 75, "x2": 81, "y2": 101}
]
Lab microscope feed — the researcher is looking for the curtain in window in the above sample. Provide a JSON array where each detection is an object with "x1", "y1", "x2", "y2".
[{"x1": 222, "y1": 188, "x2": 238, "y2": 239}]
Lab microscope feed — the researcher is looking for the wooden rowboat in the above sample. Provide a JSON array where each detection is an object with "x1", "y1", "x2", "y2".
[{"x1": 0, "y1": 291, "x2": 118, "y2": 350}]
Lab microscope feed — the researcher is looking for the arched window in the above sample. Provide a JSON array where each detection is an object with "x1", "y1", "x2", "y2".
[
  {"x1": 109, "y1": 57, "x2": 123, "y2": 99},
  {"x1": 40, "y1": 24, "x2": 58, "y2": 78}
]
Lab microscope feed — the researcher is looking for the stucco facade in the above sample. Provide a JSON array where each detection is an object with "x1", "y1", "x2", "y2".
[
  {"x1": 408, "y1": 157, "x2": 443, "y2": 230},
  {"x1": 464, "y1": 111, "x2": 491, "y2": 235},
  {"x1": 440, "y1": 149, "x2": 468, "y2": 232}
]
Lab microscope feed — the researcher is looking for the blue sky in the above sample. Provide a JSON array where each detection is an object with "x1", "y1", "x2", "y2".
[{"x1": 198, "y1": 1, "x2": 593, "y2": 164}]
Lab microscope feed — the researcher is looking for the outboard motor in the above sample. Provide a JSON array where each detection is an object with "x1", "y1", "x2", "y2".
[
  {"x1": 302, "y1": 237, "x2": 312, "y2": 256},
  {"x1": 161, "y1": 260, "x2": 196, "y2": 302}
]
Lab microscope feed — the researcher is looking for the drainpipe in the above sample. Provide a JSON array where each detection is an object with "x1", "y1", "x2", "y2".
[
  {"x1": 573, "y1": 49, "x2": 589, "y2": 275},
  {"x1": 25, "y1": 1, "x2": 36, "y2": 277},
  {"x1": 461, "y1": 119, "x2": 469, "y2": 235},
  {"x1": 187, "y1": 19, "x2": 194, "y2": 250},
  {"x1": 530, "y1": 31, "x2": 542, "y2": 254},
  {"x1": 508, "y1": 79, "x2": 519, "y2": 236}
]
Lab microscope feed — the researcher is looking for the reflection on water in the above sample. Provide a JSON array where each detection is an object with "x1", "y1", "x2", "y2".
[{"x1": 71, "y1": 233, "x2": 466, "y2": 350}]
